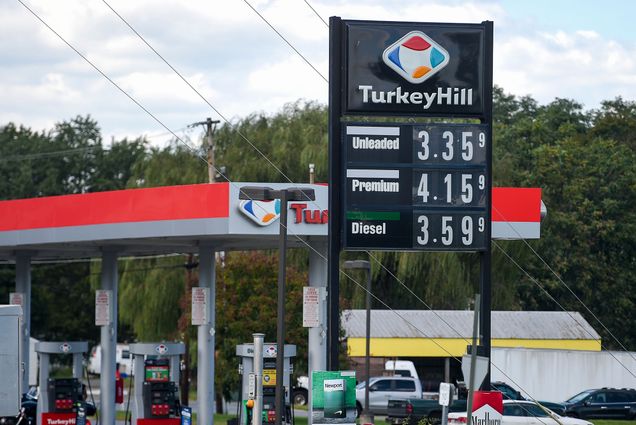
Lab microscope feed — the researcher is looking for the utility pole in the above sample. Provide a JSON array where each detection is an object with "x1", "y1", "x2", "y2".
[{"x1": 190, "y1": 118, "x2": 220, "y2": 183}]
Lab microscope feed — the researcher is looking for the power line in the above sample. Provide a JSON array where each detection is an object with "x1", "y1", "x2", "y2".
[
  {"x1": 99, "y1": 0, "x2": 302, "y2": 196},
  {"x1": 240, "y1": 0, "x2": 329, "y2": 83},
  {"x1": 303, "y1": 0, "x2": 328, "y2": 27},
  {"x1": 284, "y1": 2, "x2": 634, "y2": 366},
  {"x1": 144, "y1": 126, "x2": 189, "y2": 139},
  {"x1": 491, "y1": 205, "x2": 636, "y2": 363},
  {"x1": 16, "y1": 0, "x2": 212, "y2": 173},
  {"x1": 337, "y1": 260, "x2": 568, "y2": 425},
  {"x1": 493, "y1": 240, "x2": 636, "y2": 377},
  {"x1": 96, "y1": 1, "x2": 614, "y2": 376},
  {"x1": 0, "y1": 146, "x2": 99, "y2": 163},
  {"x1": 239, "y1": 0, "x2": 636, "y2": 368}
]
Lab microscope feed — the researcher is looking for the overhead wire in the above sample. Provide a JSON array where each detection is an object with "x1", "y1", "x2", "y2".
[
  {"x1": 496, "y1": 207, "x2": 636, "y2": 362},
  {"x1": 0, "y1": 146, "x2": 99, "y2": 162},
  {"x1": 15, "y1": 0, "x2": 212, "y2": 172},
  {"x1": 239, "y1": 0, "x2": 329, "y2": 83},
  {"x1": 303, "y1": 0, "x2": 328, "y2": 27},
  {"x1": 296, "y1": 0, "x2": 636, "y2": 370},
  {"x1": 33, "y1": 0, "x2": 636, "y2": 378},
  {"x1": 43, "y1": 0, "x2": 636, "y2": 385},
  {"x1": 493, "y1": 240, "x2": 636, "y2": 377},
  {"x1": 491, "y1": 203, "x2": 636, "y2": 365},
  {"x1": 99, "y1": 0, "x2": 305, "y2": 199}
]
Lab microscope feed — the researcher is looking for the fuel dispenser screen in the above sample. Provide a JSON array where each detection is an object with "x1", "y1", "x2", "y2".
[
  {"x1": 145, "y1": 358, "x2": 170, "y2": 382},
  {"x1": 47, "y1": 378, "x2": 83, "y2": 412},
  {"x1": 142, "y1": 358, "x2": 178, "y2": 418}
]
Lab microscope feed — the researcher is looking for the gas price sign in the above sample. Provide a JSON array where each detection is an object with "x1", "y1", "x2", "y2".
[{"x1": 343, "y1": 123, "x2": 489, "y2": 251}]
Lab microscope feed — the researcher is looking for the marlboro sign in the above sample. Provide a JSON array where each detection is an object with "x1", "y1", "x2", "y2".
[{"x1": 471, "y1": 391, "x2": 503, "y2": 425}]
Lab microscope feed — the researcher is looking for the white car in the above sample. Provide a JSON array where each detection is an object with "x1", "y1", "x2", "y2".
[{"x1": 448, "y1": 400, "x2": 593, "y2": 425}]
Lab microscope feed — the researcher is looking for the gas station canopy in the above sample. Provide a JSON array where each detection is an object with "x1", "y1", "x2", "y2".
[{"x1": 0, "y1": 183, "x2": 542, "y2": 260}]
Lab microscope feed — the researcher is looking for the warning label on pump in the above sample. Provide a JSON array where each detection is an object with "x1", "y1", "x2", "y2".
[
  {"x1": 95, "y1": 289, "x2": 112, "y2": 326},
  {"x1": 263, "y1": 369, "x2": 277, "y2": 386},
  {"x1": 303, "y1": 286, "x2": 322, "y2": 328}
]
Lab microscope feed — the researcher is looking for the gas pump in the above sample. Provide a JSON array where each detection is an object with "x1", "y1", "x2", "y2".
[
  {"x1": 236, "y1": 342, "x2": 296, "y2": 425},
  {"x1": 35, "y1": 341, "x2": 90, "y2": 425},
  {"x1": 129, "y1": 343, "x2": 184, "y2": 425}
]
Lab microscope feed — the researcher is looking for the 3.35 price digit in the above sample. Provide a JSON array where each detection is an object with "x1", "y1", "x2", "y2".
[{"x1": 417, "y1": 130, "x2": 430, "y2": 160}]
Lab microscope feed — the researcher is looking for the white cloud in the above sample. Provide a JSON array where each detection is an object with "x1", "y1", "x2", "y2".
[
  {"x1": 2, "y1": 0, "x2": 636, "y2": 146},
  {"x1": 495, "y1": 29, "x2": 636, "y2": 107}
]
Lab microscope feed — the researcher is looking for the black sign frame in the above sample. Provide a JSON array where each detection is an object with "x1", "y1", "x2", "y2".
[
  {"x1": 342, "y1": 20, "x2": 488, "y2": 116},
  {"x1": 328, "y1": 17, "x2": 494, "y2": 371}
]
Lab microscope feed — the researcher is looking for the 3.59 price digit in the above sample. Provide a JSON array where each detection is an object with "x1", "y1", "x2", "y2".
[{"x1": 414, "y1": 215, "x2": 486, "y2": 247}]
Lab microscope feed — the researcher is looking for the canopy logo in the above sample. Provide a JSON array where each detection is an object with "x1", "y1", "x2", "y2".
[
  {"x1": 382, "y1": 31, "x2": 449, "y2": 84},
  {"x1": 239, "y1": 199, "x2": 281, "y2": 226}
]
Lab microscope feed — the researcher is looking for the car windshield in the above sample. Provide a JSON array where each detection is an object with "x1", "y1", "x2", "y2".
[
  {"x1": 356, "y1": 381, "x2": 367, "y2": 390},
  {"x1": 566, "y1": 390, "x2": 594, "y2": 403},
  {"x1": 492, "y1": 383, "x2": 521, "y2": 400}
]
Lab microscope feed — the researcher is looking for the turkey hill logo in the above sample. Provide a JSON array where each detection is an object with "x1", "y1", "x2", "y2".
[
  {"x1": 239, "y1": 199, "x2": 281, "y2": 226},
  {"x1": 382, "y1": 31, "x2": 450, "y2": 84}
]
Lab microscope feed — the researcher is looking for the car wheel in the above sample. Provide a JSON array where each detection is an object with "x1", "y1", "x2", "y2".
[
  {"x1": 356, "y1": 402, "x2": 363, "y2": 418},
  {"x1": 293, "y1": 389, "x2": 308, "y2": 406}
]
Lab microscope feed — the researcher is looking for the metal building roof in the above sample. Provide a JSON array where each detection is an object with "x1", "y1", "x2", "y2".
[{"x1": 341, "y1": 310, "x2": 600, "y2": 340}]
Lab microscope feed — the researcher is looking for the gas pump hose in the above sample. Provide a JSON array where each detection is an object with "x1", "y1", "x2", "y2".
[
  {"x1": 124, "y1": 373, "x2": 134, "y2": 425},
  {"x1": 84, "y1": 363, "x2": 99, "y2": 425}
]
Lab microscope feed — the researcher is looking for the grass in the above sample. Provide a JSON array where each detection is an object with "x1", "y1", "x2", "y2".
[{"x1": 103, "y1": 404, "x2": 636, "y2": 425}]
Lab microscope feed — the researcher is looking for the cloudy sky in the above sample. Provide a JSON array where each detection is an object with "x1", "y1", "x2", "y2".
[{"x1": 2, "y1": 0, "x2": 635, "y2": 147}]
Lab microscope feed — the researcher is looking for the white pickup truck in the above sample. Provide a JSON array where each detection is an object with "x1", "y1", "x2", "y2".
[{"x1": 355, "y1": 376, "x2": 423, "y2": 416}]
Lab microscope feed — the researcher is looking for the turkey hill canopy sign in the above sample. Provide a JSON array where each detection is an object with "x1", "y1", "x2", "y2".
[{"x1": 344, "y1": 21, "x2": 487, "y2": 116}]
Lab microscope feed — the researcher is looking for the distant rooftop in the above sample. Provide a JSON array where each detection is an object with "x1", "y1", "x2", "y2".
[{"x1": 342, "y1": 310, "x2": 600, "y2": 341}]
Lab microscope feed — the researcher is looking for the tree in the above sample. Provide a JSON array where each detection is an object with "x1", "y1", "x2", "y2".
[
  {"x1": 520, "y1": 136, "x2": 636, "y2": 348},
  {"x1": 591, "y1": 97, "x2": 636, "y2": 151},
  {"x1": 215, "y1": 250, "x2": 309, "y2": 400},
  {"x1": 0, "y1": 116, "x2": 148, "y2": 346}
]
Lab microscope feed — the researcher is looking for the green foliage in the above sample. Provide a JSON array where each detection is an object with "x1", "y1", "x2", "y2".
[
  {"x1": 491, "y1": 90, "x2": 636, "y2": 349},
  {"x1": 0, "y1": 115, "x2": 147, "y2": 345},
  {"x1": 215, "y1": 101, "x2": 328, "y2": 183},
  {"x1": 128, "y1": 140, "x2": 206, "y2": 188},
  {"x1": 118, "y1": 256, "x2": 187, "y2": 340},
  {"x1": 215, "y1": 250, "x2": 308, "y2": 399},
  {"x1": 1, "y1": 87, "x2": 636, "y2": 365}
]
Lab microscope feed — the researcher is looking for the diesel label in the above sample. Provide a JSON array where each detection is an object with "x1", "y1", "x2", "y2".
[{"x1": 351, "y1": 222, "x2": 387, "y2": 235}]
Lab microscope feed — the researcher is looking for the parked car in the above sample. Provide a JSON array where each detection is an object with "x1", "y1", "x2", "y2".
[
  {"x1": 386, "y1": 381, "x2": 565, "y2": 425},
  {"x1": 448, "y1": 400, "x2": 593, "y2": 425},
  {"x1": 385, "y1": 360, "x2": 419, "y2": 380},
  {"x1": 563, "y1": 388, "x2": 636, "y2": 419},
  {"x1": 292, "y1": 376, "x2": 309, "y2": 406},
  {"x1": 87, "y1": 343, "x2": 134, "y2": 376},
  {"x1": 356, "y1": 376, "x2": 422, "y2": 416},
  {"x1": 491, "y1": 382, "x2": 566, "y2": 415}
]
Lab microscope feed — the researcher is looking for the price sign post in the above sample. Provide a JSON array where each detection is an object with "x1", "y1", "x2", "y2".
[{"x1": 328, "y1": 18, "x2": 494, "y2": 380}]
